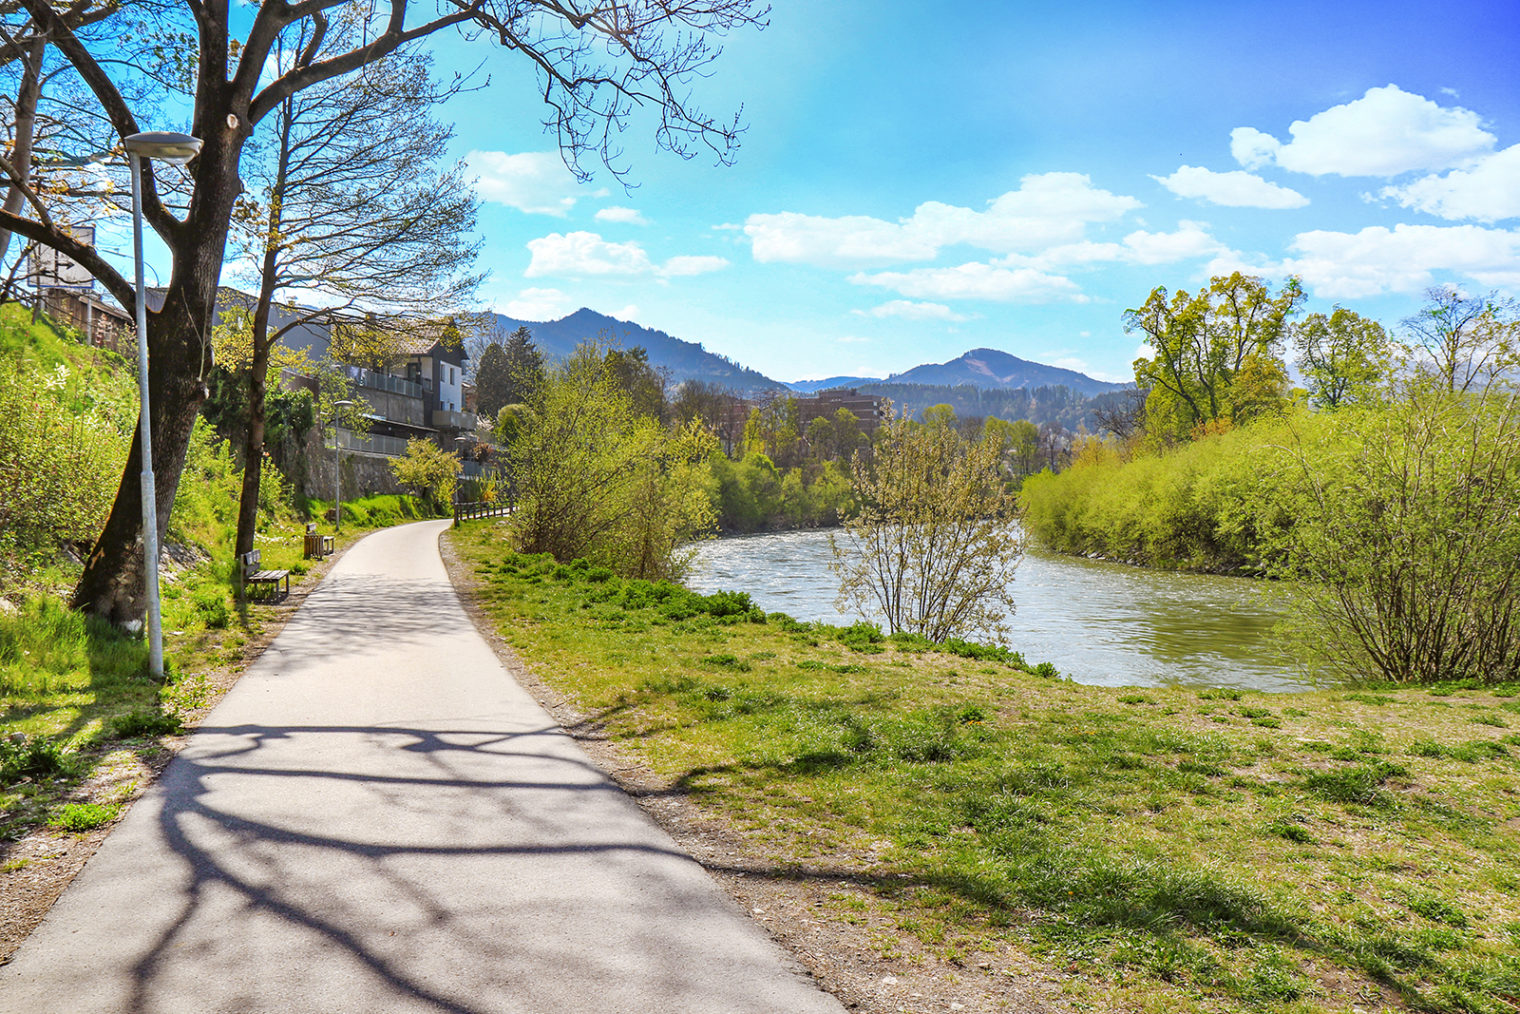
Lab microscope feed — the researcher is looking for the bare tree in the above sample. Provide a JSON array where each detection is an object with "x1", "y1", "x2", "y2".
[
  {"x1": 1402, "y1": 286, "x2": 1518, "y2": 394},
  {"x1": 0, "y1": 0, "x2": 767, "y2": 625},
  {"x1": 224, "y1": 18, "x2": 482, "y2": 556}
]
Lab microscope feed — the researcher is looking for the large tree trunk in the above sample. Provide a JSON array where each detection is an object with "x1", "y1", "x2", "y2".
[
  {"x1": 71, "y1": 112, "x2": 245, "y2": 624},
  {"x1": 235, "y1": 268, "x2": 279, "y2": 558}
]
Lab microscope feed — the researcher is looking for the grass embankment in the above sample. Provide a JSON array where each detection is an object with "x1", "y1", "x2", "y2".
[{"x1": 450, "y1": 527, "x2": 1520, "y2": 1014}]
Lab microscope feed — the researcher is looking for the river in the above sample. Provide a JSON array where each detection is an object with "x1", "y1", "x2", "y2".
[{"x1": 685, "y1": 529, "x2": 1309, "y2": 692}]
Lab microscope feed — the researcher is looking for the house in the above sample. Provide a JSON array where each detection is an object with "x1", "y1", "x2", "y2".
[
  {"x1": 41, "y1": 289, "x2": 132, "y2": 353},
  {"x1": 796, "y1": 388, "x2": 888, "y2": 434}
]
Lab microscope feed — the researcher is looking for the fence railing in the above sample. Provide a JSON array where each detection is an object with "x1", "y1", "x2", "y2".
[
  {"x1": 454, "y1": 500, "x2": 514, "y2": 525},
  {"x1": 327, "y1": 430, "x2": 411, "y2": 457}
]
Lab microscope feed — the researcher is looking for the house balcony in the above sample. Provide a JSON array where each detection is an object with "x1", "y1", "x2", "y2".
[{"x1": 432, "y1": 408, "x2": 475, "y2": 431}]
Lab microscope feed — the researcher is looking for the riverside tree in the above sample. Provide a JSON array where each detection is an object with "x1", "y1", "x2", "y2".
[
  {"x1": 830, "y1": 412, "x2": 1023, "y2": 643},
  {"x1": 1402, "y1": 285, "x2": 1518, "y2": 394},
  {"x1": 1126, "y1": 272, "x2": 1305, "y2": 441},
  {"x1": 509, "y1": 343, "x2": 714, "y2": 579},
  {"x1": 0, "y1": 0, "x2": 766, "y2": 626}
]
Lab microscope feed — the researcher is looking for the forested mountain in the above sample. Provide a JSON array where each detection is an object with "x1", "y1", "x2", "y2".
[
  {"x1": 862, "y1": 382, "x2": 1136, "y2": 432},
  {"x1": 884, "y1": 348, "x2": 1126, "y2": 398},
  {"x1": 489, "y1": 308, "x2": 784, "y2": 395}
]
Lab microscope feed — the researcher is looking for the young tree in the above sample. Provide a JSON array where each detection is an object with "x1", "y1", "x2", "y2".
[
  {"x1": 390, "y1": 437, "x2": 462, "y2": 514},
  {"x1": 830, "y1": 414, "x2": 1023, "y2": 643},
  {"x1": 501, "y1": 325, "x2": 545, "y2": 406},
  {"x1": 225, "y1": 18, "x2": 481, "y2": 555},
  {"x1": 0, "y1": 0, "x2": 765, "y2": 626},
  {"x1": 1293, "y1": 307, "x2": 1392, "y2": 409}
]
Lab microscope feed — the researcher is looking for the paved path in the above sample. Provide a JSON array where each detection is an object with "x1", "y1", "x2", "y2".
[{"x1": 3, "y1": 520, "x2": 843, "y2": 1014}]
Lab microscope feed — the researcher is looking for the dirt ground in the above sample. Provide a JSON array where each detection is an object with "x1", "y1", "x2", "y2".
[{"x1": 2, "y1": 529, "x2": 1071, "y2": 1014}]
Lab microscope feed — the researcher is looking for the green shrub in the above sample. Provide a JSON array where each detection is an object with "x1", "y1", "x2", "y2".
[
  {"x1": 0, "y1": 734, "x2": 71, "y2": 782},
  {"x1": 50, "y1": 802, "x2": 120, "y2": 832},
  {"x1": 110, "y1": 709, "x2": 185, "y2": 739}
]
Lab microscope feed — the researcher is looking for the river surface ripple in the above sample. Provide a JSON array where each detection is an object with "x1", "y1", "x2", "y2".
[{"x1": 685, "y1": 529, "x2": 1309, "y2": 692}]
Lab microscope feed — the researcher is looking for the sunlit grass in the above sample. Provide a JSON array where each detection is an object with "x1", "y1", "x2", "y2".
[{"x1": 450, "y1": 524, "x2": 1520, "y2": 1014}]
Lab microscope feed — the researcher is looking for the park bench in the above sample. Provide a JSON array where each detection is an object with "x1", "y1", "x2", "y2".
[
  {"x1": 240, "y1": 549, "x2": 290, "y2": 602},
  {"x1": 303, "y1": 523, "x2": 334, "y2": 559}
]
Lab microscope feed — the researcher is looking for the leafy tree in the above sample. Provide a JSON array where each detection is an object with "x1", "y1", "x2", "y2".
[
  {"x1": 1127, "y1": 272, "x2": 1305, "y2": 441},
  {"x1": 501, "y1": 326, "x2": 544, "y2": 407},
  {"x1": 604, "y1": 346, "x2": 665, "y2": 420},
  {"x1": 1293, "y1": 307, "x2": 1393, "y2": 409},
  {"x1": 510, "y1": 343, "x2": 714, "y2": 579},
  {"x1": 389, "y1": 438, "x2": 461, "y2": 515},
  {"x1": 0, "y1": 0, "x2": 765, "y2": 626},
  {"x1": 830, "y1": 415, "x2": 1023, "y2": 642},
  {"x1": 474, "y1": 343, "x2": 512, "y2": 418},
  {"x1": 1402, "y1": 286, "x2": 1518, "y2": 394}
]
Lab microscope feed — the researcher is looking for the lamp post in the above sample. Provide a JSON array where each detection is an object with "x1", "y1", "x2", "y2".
[
  {"x1": 334, "y1": 399, "x2": 354, "y2": 532},
  {"x1": 125, "y1": 130, "x2": 201, "y2": 680}
]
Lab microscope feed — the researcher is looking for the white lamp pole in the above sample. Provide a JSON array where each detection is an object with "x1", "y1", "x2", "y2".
[
  {"x1": 334, "y1": 399, "x2": 354, "y2": 532},
  {"x1": 125, "y1": 130, "x2": 201, "y2": 680}
]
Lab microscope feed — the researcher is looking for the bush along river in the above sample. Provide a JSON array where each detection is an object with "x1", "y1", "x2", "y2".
[{"x1": 685, "y1": 529, "x2": 1305, "y2": 692}]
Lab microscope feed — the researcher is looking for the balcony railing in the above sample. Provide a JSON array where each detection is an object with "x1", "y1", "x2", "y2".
[
  {"x1": 341, "y1": 364, "x2": 422, "y2": 399},
  {"x1": 327, "y1": 430, "x2": 411, "y2": 457}
]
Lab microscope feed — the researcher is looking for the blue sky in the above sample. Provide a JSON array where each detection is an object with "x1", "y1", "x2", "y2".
[{"x1": 421, "y1": 0, "x2": 1520, "y2": 383}]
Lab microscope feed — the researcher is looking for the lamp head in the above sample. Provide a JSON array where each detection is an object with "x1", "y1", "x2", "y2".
[{"x1": 124, "y1": 131, "x2": 203, "y2": 165}]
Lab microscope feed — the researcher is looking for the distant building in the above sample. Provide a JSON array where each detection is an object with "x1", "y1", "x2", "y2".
[
  {"x1": 41, "y1": 289, "x2": 131, "y2": 354},
  {"x1": 795, "y1": 388, "x2": 888, "y2": 433}
]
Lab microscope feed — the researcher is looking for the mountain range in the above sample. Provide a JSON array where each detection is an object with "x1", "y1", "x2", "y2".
[{"x1": 491, "y1": 308, "x2": 1128, "y2": 399}]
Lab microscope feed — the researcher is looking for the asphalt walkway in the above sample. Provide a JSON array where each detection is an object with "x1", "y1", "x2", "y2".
[{"x1": 2, "y1": 520, "x2": 843, "y2": 1013}]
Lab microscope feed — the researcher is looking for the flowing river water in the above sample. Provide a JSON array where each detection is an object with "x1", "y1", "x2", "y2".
[{"x1": 686, "y1": 529, "x2": 1310, "y2": 692}]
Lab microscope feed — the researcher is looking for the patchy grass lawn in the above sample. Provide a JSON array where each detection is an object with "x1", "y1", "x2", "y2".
[{"x1": 450, "y1": 525, "x2": 1520, "y2": 1014}]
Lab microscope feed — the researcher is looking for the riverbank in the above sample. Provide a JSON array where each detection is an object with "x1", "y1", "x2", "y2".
[{"x1": 448, "y1": 523, "x2": 1520, "y2": 1014}]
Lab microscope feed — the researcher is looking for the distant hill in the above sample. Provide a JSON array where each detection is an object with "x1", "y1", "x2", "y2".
[
  {"x1": 785, "y1": 376, "x2": 880, "y2": 394},
  {"x1": 885, "y1": 347, "x2": 1126, "y2": 398},
  {"x1": 490, "y1": 308, "x2": 784, "y2": 395}
]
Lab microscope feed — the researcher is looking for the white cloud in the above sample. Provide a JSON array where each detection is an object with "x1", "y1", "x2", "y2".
[
  {"x1": 1008, "y1": 221, "x2": 1229, "y2": 269},
  {"x1": 467, "y1": 151, "x2": 582, "y2": 216},
  {"x1": 745, "y1": 172, "x2": 1142, "y2": 268},
  {"x1": 595, "y1": 206, "x2": 649, "y2": 226},
  {"x1": 854, "y1": 300, "x2": 971, "y2": 322},
  {"x1": 837, "y1": 335, "x2": 871, "y2": 344},
  {"x1": 501, "y1": 287, "x2": 573, "y2": 320},
  {"x1": 612, "y1": 304, "x2": 640, "y2": 320},
  {"x1": 658, "y1": 255, "x2": 730, "y2": 277},
  {"x1": 1230, "y1": 85, "x2": 1496, "y2": 177},
  {"x1": 1379, "y1": 144, "x2": 1520, "y2": 223},
  {"x1": 1280, "y1": 224, "x2": 1520, "y2": 298},
  {"x1": 1151, "y1": 165, "x2": 1309, "y2": 209},
  {"x1": 850, "y1": 262, "x2": 1085, "y2": 303},
  {"x1": 525, "y1": 231, "x2": 728, "y2": 279},
  {"x1": 525, "y1": 231, "x2": 654, "y2": 276}
]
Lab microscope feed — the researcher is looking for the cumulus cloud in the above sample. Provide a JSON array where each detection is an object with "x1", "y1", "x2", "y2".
[
  {"x1": 1380, "y1": 144, "x2": 1520, "y2": 223},
  {"x1": 501, "y1": 287, "x2": 573, "y2": 320},
  {"x1": 525, "y1": 231, "x2": 728, "y2": 279},
  {"x1": 595, "y1": 206, "x2": 649, "y2": 225},
  {"x1": 1280, "y1": 224, "x2": 1520, "y2": 298},
  {"x1": 1151, "y1": 165, "x2": 1309, "y2": 209},
  {"x1": 467, "y1": 151, "x2": 586, "y2": 216},
  {"x1": 525, "y1": 231, "x2": 653, "y2": 276},
  {"x1": 745, "y1": 173, "x2": 1142, "y2": 268},
  {"x1": 1230, "y1": 85, "x2": 1496, "y2": 177},
  {"x1": 854, "y1": 300, "x2": 971, "y2": 322},
  {"x1": 849, "y1": 262, "x2": 1085, "y2": 303}
]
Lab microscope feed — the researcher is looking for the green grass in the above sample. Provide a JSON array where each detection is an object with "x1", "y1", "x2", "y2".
[{"x1": 450, "y1": 528, "x2": 1520, "y2": 1014}]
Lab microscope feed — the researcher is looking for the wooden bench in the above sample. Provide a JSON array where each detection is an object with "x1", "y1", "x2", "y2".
[
  {"x1": 302, "y1": 526, "x2": 334, "y2": 559},
  {"x1": 240, "y1": 550, "x2": 290, "y2": 602}
]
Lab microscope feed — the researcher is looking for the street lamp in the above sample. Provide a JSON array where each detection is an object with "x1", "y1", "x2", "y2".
[
  {"x1": 333, "y1": 399, "x2": 354, "y2": 532},
  {"x1": 125, "y1": 130, "x2": 201, "y2": 680}
]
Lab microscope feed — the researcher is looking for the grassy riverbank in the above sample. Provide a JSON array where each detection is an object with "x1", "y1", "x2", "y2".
[{"x1": 450, "y1": 524, "x2": 1520, "y2": 1014}]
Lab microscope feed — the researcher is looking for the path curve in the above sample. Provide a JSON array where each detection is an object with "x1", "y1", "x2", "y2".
[{"x1": 2, "y1": 520, "x2": 843, "y2": 1014}]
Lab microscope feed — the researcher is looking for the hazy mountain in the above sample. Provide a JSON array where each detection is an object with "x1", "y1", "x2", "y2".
[
  {"x1": 489, "y1": 308, "x2": 785, "y2": 395},
  {"x1": 785, "y1": 376, "x2": 880, "y2": 394},
  {"x1": 885, "y1": 347, "x2": 1126, "y2": 398}
]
